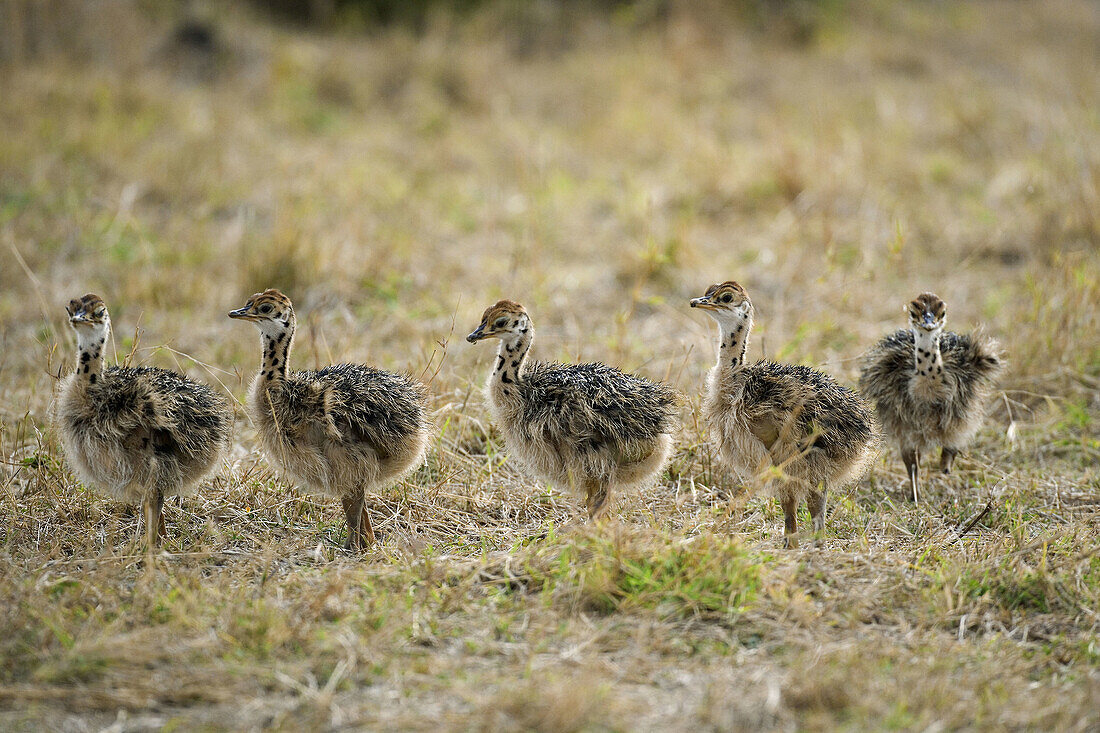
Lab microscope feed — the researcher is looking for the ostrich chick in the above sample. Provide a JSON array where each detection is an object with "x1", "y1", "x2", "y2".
[
  {"x1": 229, "y1": 289, "x2": 429, "y2": 551},
  {"x1": 466, "y1": 300, "x2": 677, "y2": 519},
  {"x1": 859, "y1": 292, "x2": 1003, "y2": 503},
  {"x1": 690, "y1": 282, "x2": 877, "y2": 547},
  {"x1": 52, "y1": 294, "x2": 232, "y2": 548}
]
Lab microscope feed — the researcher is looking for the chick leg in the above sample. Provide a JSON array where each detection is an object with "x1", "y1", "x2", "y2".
[
  {"x1": 940, "y1": 447, "x2": 958, "y2": 474},
  {"x1": 585, "y1": 479, "x2": 611, "y2": 521},
  {"x1": 143, "y1": 488, "x2": 165, "y2": 549},
  {"x1": 359, "y1": 502, "x2": 376, "y2": 547},
  {"x1": 781, "y1": 494, "x2": 799, "y2": 549},
  {"x1": 807, "y1": 489, "x2": 827, "y2": 534},
  {"x1": 901, "y1": 447, "x2": 920, "y2": 503},
  {"x1": 341, "y1": 490, "x2": 368, "y2": 551}
]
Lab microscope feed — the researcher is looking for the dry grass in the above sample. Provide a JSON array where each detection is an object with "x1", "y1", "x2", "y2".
[{"x1": 1, "y1": 1, "x2": 1099, "y2": 729}]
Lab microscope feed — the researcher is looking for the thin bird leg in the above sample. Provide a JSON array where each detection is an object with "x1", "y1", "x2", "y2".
[
  {"x1": 143, "y1": 488, "x2": 165, "y2": 549},
  {"x1": 940, "y1": 447, "x2": 958, "y2": 474},
  {"x1": 584, "y1": 479, "x2": 610, "y2": 521},
  {"x1": 807, "y1": 488, "x2": 827, "y2": 534},
  {"x1": 341, "y1": 491, "x2": 366, "y2": 551},
  {"x1": 902, "y1": 447, "x2": 920, "y2": 503},
  {"x1": 359, "y1": 502, "x2": 376, "y2": 547},
  {"x1": 781, "y1": 494, "x2": 799, "y2": 549}
]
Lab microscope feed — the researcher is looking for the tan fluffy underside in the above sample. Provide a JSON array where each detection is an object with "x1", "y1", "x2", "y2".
[
  {"x1": 52, "y1": 375, "x2": 223, "y2": 504},
  {"x1": 247, "y1": 376, "x2": 430, "y2": 498}
]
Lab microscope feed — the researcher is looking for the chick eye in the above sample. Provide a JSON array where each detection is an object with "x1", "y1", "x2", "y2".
[
  {"x1": 719, "y1": 293, "x2": 733, "y2": 303},
  {"x1": 94, "y1": 309, "x2": 105, "y2": 317},
  {"x1": 259, "y1": 304, "x2": 273, "y2": 314},
  {"x1": 493, "y1": 317, "x2": 508, "y2": 329}
]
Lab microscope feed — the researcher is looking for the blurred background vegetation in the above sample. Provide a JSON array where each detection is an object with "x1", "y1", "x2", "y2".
[{"x1": 2, "y1": 0, "x2": 1096, "y2": 394}]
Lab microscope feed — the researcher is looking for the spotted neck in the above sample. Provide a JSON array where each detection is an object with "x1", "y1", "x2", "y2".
[
  {"x1": 258, "y1": 323, "x2": 294, "y2": 384},
  {"x1": 911, "y1": 326, "x2": 944, "y2": 382},
  {"x1": 74, "y1": 327, "x2": 107, "y2": 387},
  {"x1": 715, "y1": 315, "x2": 752, "y2": 374},
  {"x1": 492, "y1": 325, "x2": 533, "y2": 396}
]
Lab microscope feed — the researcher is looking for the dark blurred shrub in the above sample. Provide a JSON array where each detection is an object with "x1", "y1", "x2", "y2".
[
  {"x1": 249, "y1": 0, "x2": 847, "y2": 42},
  {"x1": 252, "y1": 0, "x2": 489, "y2": 30}
]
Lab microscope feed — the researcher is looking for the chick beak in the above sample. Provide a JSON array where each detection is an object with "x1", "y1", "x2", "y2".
[
  {"x1": 690, "y1": 296, "x2": 717, "y2": 310},
  {"x1": 227, "y1": 306, "x2": 253, "y2": 320},
  {"x1": 68, "y1": 312, "x2": 89, "y2": 324},
  {"x1": 921, "y1": 312, "x2": 938, "y2": 329},
  {"x1": 466, "y1": 325, "x2": 486, "y2": 343}
]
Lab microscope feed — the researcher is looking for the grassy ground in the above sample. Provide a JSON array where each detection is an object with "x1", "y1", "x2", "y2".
[{"x1": 1, "y1": 1, "x2": 1099, "y2": 729}]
